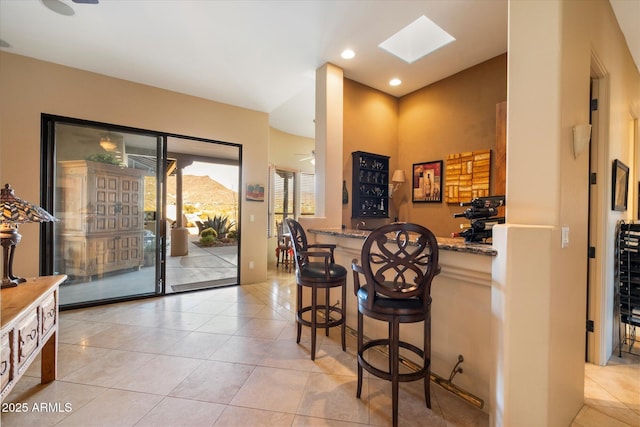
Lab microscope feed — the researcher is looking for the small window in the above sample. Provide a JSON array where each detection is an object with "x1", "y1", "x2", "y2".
[
  {"x1": 268, "y1": 167, "x2": 315, "y2": 237},
  {"x1": 300, "y1": 172, "x2": 315, "y2": 216}
]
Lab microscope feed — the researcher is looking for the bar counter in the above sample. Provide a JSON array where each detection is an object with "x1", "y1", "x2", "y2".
[
  {"x1": 307, "y1": 228, "x2": 495, "y2": 412},
  {"x1": 309, "y1": 228, "x2": 497, "y2": 256}
]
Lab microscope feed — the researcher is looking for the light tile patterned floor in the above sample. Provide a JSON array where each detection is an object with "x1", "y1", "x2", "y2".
[{"x1": 2, "y1": 268, "x2": 638, "y2": 426}]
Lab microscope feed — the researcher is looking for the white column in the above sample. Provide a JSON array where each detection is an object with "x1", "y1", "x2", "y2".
[{"x1": 305, "y1": 63, "x2": 343, "y2": 230}]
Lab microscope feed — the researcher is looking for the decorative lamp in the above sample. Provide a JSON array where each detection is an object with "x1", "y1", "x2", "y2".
[
  {"x1": 389, "y1": 169, "x2": 406, "y2": 198},
  {"x1": 99, "y1": 136, "x2": 117, "y2": 152},
  {"x1": 1, "y1": 183, "x2": 57, "y2": 288}
]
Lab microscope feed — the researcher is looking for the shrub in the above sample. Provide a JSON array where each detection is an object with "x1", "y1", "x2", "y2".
[
  {"x1": 199, "y1": 234, "x2": 216, "y2": 246},
  {"x1": 203, "y1": 215, "x2": 235, "y2": 238},
  {"x1": 201, "y1": 227, "x2": 217, "y2": 239}
]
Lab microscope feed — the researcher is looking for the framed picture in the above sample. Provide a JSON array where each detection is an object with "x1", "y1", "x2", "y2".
[
  {"x1": 246, "y1": 182, "x2": 265, "y2": 202},
  {"x1": 412, "y1": 161, "x2": 443, "y2": 203},
  {"x1": 612, "y1": 159, "x2": 629, "y2": 211}
]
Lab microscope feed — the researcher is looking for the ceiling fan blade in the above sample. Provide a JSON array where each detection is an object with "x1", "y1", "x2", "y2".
[
  {"x1": 296, "y1": 150, "x2": 315, "y2": 162},
  {"x1": 72, "y1": 0, "x2": 99, "y2": 3}
]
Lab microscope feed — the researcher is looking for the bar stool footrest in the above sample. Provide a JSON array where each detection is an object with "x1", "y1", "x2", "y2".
[
  {"x1": 358, "y1": 338, "x2": 429, "y2": 382},
  {"x1": 297, "y1": 305, "x2": 345, "y2": 329}
]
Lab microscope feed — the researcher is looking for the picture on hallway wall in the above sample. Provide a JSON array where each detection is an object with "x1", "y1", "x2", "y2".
[
  {"x1": 612, "y1": 159, "x2": 629, "y2": 211},
  {"x1": 246, "y1": 183, "x2": 265, "y2": 202},
  {"x1": 412, "y1": 161, "x2": 442, "y2": 203}
]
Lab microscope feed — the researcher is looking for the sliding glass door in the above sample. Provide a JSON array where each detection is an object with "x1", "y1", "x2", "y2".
[
  {"x1": 42, "y1": 118, "x2": 163, "y2": 307},
  {"x1": 41, "y1": 116, "x2": 242, "y2": 309},
  {"x1": 164, "y1": 136, "x2": 240, "y2": 293}
]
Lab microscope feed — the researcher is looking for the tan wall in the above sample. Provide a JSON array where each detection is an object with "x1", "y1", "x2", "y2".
[
  {"x1": 0, "y1": 52, "x2": 269, "y2": 284},
  {"x1": 588, "y1": 0, "x2": 640, "y2": 363},
  {"x1": 491, "y1": 0, "x2": 640, "y2": 425},
  {"x1": 397, "y1": 55, "x2": 507, "y2": 237},
  {"x1": 342, "y1": 78, "x2": 399, "y2": 229},
  {"x1": 341, "y1": 56, "x2": 507, "y2": 237},
  {"x1": 269, "y1": 127, "x2": 315, "y2": 175}
]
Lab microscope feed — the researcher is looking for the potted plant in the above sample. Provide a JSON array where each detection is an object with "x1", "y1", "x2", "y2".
[{"x1": 86, "y1": 153, "x2": 122, "y2": 165}]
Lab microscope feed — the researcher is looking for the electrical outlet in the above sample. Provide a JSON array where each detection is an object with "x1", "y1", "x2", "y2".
[{"x1": 249, "y1": 261, "x2": 254, "y2": 269}]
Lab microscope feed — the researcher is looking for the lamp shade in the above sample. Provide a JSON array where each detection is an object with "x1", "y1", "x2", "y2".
[
  {"x1": 1, "y1": 183, "x2": 57, "y2": 225},
  {"x1": 1, "y1": 183, "x2": 57, "y2": 288},
  {"x1": 391, "y1": 170, "x2": 406, "y2": 184}
]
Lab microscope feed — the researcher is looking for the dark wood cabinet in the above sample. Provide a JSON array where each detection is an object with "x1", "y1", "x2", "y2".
[{"x1": 351, "y1": 151, "x2": 389, "y2": 219}]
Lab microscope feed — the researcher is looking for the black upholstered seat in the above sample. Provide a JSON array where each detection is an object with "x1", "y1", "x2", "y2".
[
  {"x1": 352, "y1": 222, "x2": 440, "y2": 427},
  {"x1": 285, "y1": 218, "x2": 347, "y2": 360}
]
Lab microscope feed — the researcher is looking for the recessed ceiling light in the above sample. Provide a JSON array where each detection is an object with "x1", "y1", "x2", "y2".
[
  {"x1": 41, "y1": 0, "x2": 75, "y2": 16},
  {"x1": 379, "y1": 15, "x2": 455, "y2": 64},
  {"x1": 341, "y1": 49, "x2": 356, "y2": 60},
  {"x1": 389, "y1": 78, "x2": 402, "y2": 87}
]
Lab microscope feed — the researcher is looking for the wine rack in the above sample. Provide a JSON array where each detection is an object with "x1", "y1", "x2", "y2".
[
  {"x1": 351, "y1": 151, "x2": 389, "y2": 219},
  {"x1": 452, "y1": 196, "x2": 505, "y2": 243},
  {"x1": 616, "y1": 221, "x2": 640, "y2": 356}
]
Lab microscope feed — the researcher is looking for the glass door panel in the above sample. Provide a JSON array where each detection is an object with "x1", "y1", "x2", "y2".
[
  {"x1": 50, "y1": 121, "x2": 161, "y2": 307},
  {"x1": 164, "y1": 137, "x2": 240, "y2": 293}
]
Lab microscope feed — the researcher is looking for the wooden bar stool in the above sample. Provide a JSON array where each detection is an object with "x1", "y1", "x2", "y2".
[
  {"x1": 285, "y1": 218, "x2": 347, "y2": 360},
  {"x1": 352, "y1": 222, "x2": 440, "y2": 427},
  {"x1": 275, "y1": 220, "x2": 292, "y2": 271}
]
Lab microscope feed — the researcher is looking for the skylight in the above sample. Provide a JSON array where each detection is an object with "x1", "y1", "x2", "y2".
[{"x1": 378, "y1": 15, "x2": 455, "y2": 64}]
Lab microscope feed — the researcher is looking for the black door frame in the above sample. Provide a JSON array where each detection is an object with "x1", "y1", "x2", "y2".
[{"x1": 40, "y1": 114, "x2": 242, "y2": 308}]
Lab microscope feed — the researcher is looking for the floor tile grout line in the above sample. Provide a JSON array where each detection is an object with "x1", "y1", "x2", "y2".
[{"x1": 6, "y1": 269, "x2": 637, "y2": 426}]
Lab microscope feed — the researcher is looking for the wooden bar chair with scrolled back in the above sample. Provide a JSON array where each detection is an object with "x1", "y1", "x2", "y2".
[
  {"x1": 285, "y1": 218, "x2": 348, "y2": 360},
  {"x1": 275, "y1": 220, "x2": 293, "y2": 271},
  {"x1": 352, "y1": 222, "x2": 440, "y2": 427}
]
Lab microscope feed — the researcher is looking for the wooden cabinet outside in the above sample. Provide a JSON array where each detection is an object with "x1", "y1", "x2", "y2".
[{"x1": 58, "y1": 160, "x2": 144, "y2": 279}]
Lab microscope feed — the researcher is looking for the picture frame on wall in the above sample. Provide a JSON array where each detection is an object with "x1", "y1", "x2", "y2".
[
  {"x1": 612, "y1": 159, "x2": 629, "y2": 211},
  {"x1": 412, "y1": 160, "x2": 443, "y2": 203},
  {"x1": 246, "y1": 183, "x2": 265, "y2": 202}
]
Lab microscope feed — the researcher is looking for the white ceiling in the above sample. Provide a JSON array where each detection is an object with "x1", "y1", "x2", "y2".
[
  {"x1": 0, "y1": 1, "x2": 637, "y2": 140},
  {"x1": 610, "y1": 0, "x2": 640, "y2": 75}
]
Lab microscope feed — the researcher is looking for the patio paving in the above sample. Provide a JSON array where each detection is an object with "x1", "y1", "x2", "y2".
[{"x1": 59, "y1": 233, "x2": 238, "y2": 306}]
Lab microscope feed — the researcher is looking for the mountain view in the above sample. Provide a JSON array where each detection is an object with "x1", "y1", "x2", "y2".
[{"x1": 144, "y1": 174, "x2": 239, "y2": 223}]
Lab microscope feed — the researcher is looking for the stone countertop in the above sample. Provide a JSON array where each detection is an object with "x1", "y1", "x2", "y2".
[{"x1": 308, "y1": 228, "x2": 497, "y2": 257}]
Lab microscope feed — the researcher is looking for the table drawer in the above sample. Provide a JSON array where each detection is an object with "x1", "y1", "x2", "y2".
[
  {"x1": 0, "y1": 332, "x2": 12, "y2": 394},
  {"x1": 41, "y1": 293, "x2": 56, "y2": 336},
  {"x1": 17, "y1": 311, "x2": 38, "y2": 367}
]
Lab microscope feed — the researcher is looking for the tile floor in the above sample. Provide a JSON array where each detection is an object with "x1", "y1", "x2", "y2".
[{"x1": 2, "y1": 268, "x2": 639, "y2": 426}]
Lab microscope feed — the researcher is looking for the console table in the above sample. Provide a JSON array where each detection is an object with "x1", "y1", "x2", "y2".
[{"x1": 1, "y1": 275, "x2": 66, "y2": 402}]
